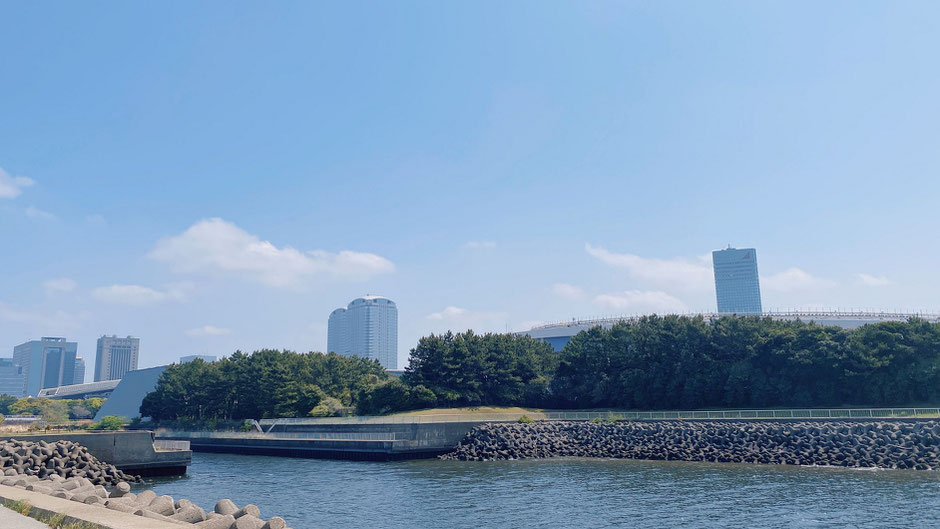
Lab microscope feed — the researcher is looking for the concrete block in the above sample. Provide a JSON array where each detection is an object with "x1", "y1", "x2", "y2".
[
  {"x1": 196, "y1": 514, "x2": 236, "y2": 529},
  {"x1": 105, "y1": 499, "x2": 139, "y2": 513},
  {"x1": 148, "y1": 495, "x2": 177, "y2": 516},
  {"x1": 215, "y1": 498, "x2": 238, "y2": 515},
  {"x1": 171, "y1": 506, "x2": 207, "y2": 523},
  {"x1": 235, "y1": 515, "x2": 266, "y2": 529},
  {"x1": 235, "y1": 504, "x2": 261, "y2": 519},
  {"x1": 262, "y1": 517, "x2": 287, "y2": 529},
  {"x1": 110, "y1": 481, "x2": 131, "y2": 498}
]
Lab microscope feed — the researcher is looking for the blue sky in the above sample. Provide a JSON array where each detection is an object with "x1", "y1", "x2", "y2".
[{"x1": 2, "y1": 2, "x2": 939, "y2": 376}]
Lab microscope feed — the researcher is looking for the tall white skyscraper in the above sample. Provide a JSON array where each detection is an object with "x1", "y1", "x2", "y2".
[
  {"x1": 94, "y1": 335, "x2": 140, "y2": 382},
  {"x1": 327, "y1": 296, "x2": 398, "y2": 369}
]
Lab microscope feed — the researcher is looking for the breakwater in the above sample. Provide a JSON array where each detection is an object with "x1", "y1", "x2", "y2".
[
  {"x1": 4, "y1": 431, "x2": 192, "y2": 476},
  {"x1": 0, "y1": 438, "x2": 137, "y2": 486},
  {"x1": 0, "y1": 438, "x2": 290, "y2": 528},
  {"x1": 441, "y1": 420, "x2": 940, "y2": 469}
]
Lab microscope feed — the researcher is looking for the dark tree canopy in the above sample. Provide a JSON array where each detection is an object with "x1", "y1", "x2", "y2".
[
  {"x1": 140, "y1": 350, "x2": 388, "y2": 421},
  {"x1": 550, "y1": 315, "x2": 940, "y2": 409},
  {"x1": 140, "y1": 318, "x2": 940, "y2": 421}
]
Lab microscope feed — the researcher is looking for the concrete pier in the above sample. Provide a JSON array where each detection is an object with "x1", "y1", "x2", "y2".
[{"x1": 1, "y1": 431, "x2": 191, "y2": 475}]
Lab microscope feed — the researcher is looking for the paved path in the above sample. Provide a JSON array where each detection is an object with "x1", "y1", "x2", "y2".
[{"x1": 0, "y1": 505, "x2": 48, "y2": 528}]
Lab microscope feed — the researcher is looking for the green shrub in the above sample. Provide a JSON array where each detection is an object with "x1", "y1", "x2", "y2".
[
  {"x1": 589, "y1": 417, "x2": 604, "y2": 423},
  {"x1": 88, "y1": 415, "x2": 124, "y2": 430},
  {"x1": 517, "y1": 415, "x2": 534, "y2": 424},
  {"x1": 310, "y1": 396, "x2": 345, "y2": 417},
  {"x1": 239, "y1": 420, "x2": 254, "y2": 432}
]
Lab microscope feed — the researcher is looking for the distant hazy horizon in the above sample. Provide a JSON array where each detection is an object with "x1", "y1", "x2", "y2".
[{"x1": 2, "y1": 2, "x2": 939, "y2": 373}]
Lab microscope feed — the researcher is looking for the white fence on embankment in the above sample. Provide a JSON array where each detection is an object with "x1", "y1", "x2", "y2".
[{"x1": 257, "y1": 407, "x2": 940, "y2": 428}]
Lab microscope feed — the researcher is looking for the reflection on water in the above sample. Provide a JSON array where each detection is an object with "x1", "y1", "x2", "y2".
[{"x1": 144, "y1": 454, "x2": 940, "y2": 529}]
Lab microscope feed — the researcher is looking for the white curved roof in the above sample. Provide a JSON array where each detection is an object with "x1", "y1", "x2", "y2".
[{"x1": 349, "y1": 295, "x2": 396, "y2": 306}]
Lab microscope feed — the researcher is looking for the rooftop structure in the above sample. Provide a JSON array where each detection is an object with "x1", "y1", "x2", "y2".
[
  {"x1": 180, "y1": 354, "x2": 217, "y2": 363},
  {"x1": 93, "y1": 366, "x2": 167, "y2": 421},
  {"x1": 37, "y1": 379, "x2": 121, "y2": 400}
]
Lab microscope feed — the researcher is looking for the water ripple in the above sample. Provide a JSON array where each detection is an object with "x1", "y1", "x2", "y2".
[{"x1": 144, "y1": 454, "x2": 940, "y2": 529}]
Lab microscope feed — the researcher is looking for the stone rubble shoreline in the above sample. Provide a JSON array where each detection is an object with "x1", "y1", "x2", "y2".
[
  {"x1": 0, "y1": 438, "x2": 291, "y2": 529},
  {"x1": 441, "y1": 420, "x2": 940, "y2": 470}
]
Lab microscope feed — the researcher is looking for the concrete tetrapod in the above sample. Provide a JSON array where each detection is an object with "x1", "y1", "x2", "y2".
[{"x1": 442, "y1": 419, "x2": 940, "y2": 470}]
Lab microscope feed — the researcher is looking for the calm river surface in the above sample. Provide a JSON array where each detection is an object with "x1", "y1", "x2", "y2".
[{"x1": 144, "y1": 453, "x2": 940, "y2": 528}]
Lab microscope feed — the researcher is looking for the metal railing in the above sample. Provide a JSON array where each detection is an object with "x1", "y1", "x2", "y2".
[
  {"x1": 257, "y1": 407, "x2": 940, "y2": 427},
  {"x1": 153, "y1": 439, "x2": 191, "y2": 451}
]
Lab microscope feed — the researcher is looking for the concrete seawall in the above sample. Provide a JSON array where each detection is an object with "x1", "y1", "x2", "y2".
[
  {"x1": 158, "y1": 422, "x2": 481, "y2": 461},
  {"x1": 1, "y1": 431, "x2": 191, "y2": 475}
]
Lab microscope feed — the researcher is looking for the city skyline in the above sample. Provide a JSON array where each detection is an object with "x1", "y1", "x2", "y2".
[{"x1": 3, "y1": 3, "x2": 940, "y2": 370}]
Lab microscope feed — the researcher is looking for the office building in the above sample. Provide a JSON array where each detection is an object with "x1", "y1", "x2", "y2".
[
  {"x1": 180, "y1": 355, "x2": 217, "y2": 363},
  {"x1": 0, "y1": 358, "x2": 26, "y2": 397},
  {"x1": 328, "y1": 296, "x2": 398, "y2": 369},
  {"x1": 73, "y1": 355, "x2": 85, "y2": 385},
  {"x1": 712, "y1": 246, "x2": 763, "y2": 314},
  {"x1": 94, "y1": 335, "x2": 140, "y2": 382},
  {"x1": 12, "y1": 337, "x2": 78, "y2": 396}
]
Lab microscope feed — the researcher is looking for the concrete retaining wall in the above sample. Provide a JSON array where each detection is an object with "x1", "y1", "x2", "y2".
[
  {"x1": 1, "y1": 431, "x2": 191, "y2": 475},
  {"x1": 159, "y1": 421, "x2": 484, "y2": 461}
]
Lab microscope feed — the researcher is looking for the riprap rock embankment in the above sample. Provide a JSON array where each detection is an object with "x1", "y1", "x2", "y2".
[
  {"x1": 0, "y1": 438, "x2": 137, "y2": 485},
  {"x1": 0, "y1": 438, "x2": 291, "y2": 528},
  {"x1": 441, "y1": 420, "x2": 940, "y2": 470}
]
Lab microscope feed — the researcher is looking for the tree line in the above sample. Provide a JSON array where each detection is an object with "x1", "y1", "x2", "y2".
[
  {"x1": 139, "y1": 350, "x2": 388, "y2": 421},
  {"x1": 0, "y1": 395, "x2": 106, "y2": 423},
  {"x1": 140, "y1": 316, "x2": 940, "y2": 420},
  {"x1": 550, "y1": 315, "x2": 940, "y2": 409}
]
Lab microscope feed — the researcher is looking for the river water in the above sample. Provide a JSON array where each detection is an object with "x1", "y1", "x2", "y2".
[{"x1": 145, "y1": 453, "x2": 940, "y2": 528}]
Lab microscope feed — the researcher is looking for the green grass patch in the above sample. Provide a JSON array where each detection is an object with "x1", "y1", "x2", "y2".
[
  {"x1": 3, "y1": 498, "x2": 33, "y2": 516},
  {"x1": 40, "y1": 512, "x2": 66, "y2": 528}
]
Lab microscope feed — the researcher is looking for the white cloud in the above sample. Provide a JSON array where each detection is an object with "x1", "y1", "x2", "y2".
[
  {"x1": 585, "y1": 243, "x2": 713, "y2": 291},
  {"x1": 85, "y1": 214, "x2": 107, "y2": 226},
  {"x1": 186, "y1": 325, "x2": 232, "y2": 337},
  {"x1": 516, "y1": 320, "x2": 546, "y2": 331},
  {"x1": 593, "y1": 290, "x2": 688, "y2": 314},
  {"x1": 552, "y1": 282, "x2": 586, "y2": 301},
  {"x1": 25, "y1": 205, "x2": 56, "y2": 220},
  {"x1": 43, "y1": 278, "x2": 76, "y2": 295},
  {"x1": 149, "y1": 218, "x2": 395, "y2": 288},
  {"x1": 462, "y1": 240, "x2": 496, "y2": 250},
  {"x1": 91, "y1": 284, "x2": 187, "y2": 306},
  {"x1": 0, "y1": 301, "x2": 84, "y2": 332},
  {"x1": 424, "y1": 306, "x2": 508, "y2": 333},
  {"x1": 761, "y1": 268, "x2": 835, "y2": 292},
  {"x1": 427, "y1": 306, "x2": 468, "y2": 320},
  {"x1": 857, "y1": 273, "x2": 891, "y2": 287},
  {"x1": 0, "y1": 168, "x2": 34, "y2": 199}
]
